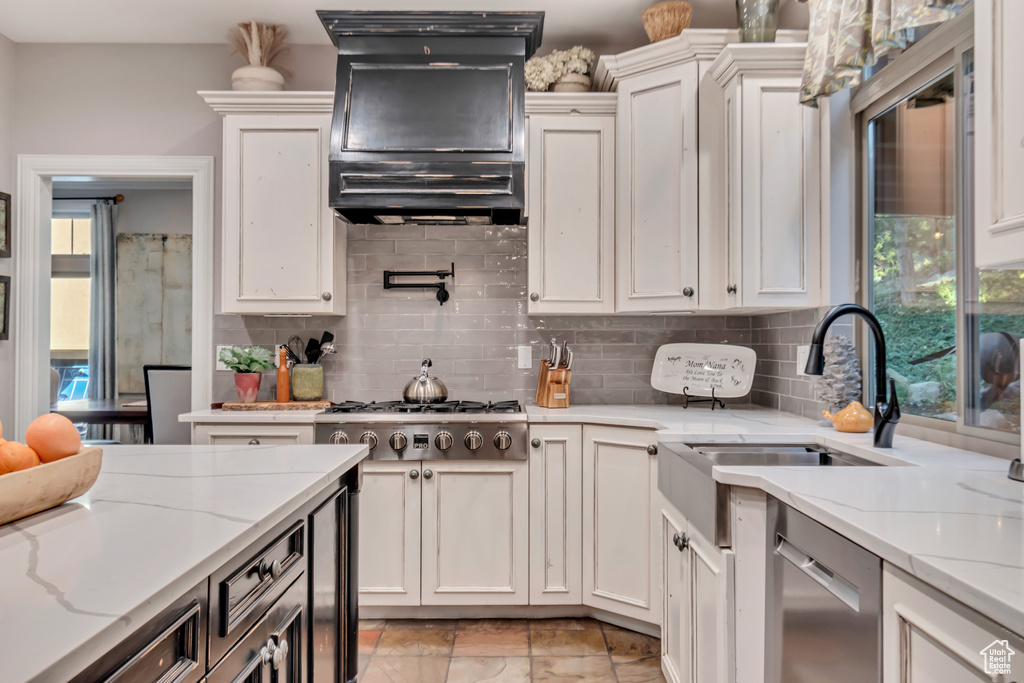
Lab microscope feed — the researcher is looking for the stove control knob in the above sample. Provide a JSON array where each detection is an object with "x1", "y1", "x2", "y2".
[
  {"x1": 360, "y1": 432, "x2": 378, "y2": 451},
  {"x1": 435, "y1": 431, "x2": 454, "y2": 451},
  {"x1": 389, "y1": 432, "x2": 408, "y2": 451},
  {"x1": 329, "y1": 431, "x2": 349, "y2": 445},
  {"x1": 464, "y1": 431, "x2": 483, "y2": 451},
  {"x1": 494, "y1": 431, "x2": 513, "y2": 451}
]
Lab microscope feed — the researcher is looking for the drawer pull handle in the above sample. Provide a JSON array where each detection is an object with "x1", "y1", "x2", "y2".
[
  {"x1": 259, "y1": 559, "x2": 283, "y2": 582},
  {"x1": 248, "y1": 439, "x2": 260, "y2": 445}
]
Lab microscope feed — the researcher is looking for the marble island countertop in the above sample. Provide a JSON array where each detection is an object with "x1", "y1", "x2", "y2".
[{"x1": 0, "y1": 443, "x2": 369, "y2": 683}]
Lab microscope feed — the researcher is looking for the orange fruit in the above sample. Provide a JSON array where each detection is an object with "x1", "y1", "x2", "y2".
[
  {"x1": 0, "y1": 441, "x2": 41, "y2": 474},
  {"x1": 25, "y1": 414, "x2": 82, "y2": 463}
]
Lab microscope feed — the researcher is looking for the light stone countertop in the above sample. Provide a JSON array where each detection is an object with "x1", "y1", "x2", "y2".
[{"x1": 1, "y1": 443, "x2": 369, "y2": 683}]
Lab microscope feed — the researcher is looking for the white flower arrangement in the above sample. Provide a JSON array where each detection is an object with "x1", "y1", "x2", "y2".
[{"x1": 525, "y1": 45, "x2": 597, "y2": 92}]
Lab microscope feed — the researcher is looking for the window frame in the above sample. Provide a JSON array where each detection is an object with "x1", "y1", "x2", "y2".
[{"x1": 853, "y1": 6, "x2": 1018, "y2": 448}]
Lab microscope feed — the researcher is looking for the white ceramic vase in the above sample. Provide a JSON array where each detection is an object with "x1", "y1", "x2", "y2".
[
  {"x1": 551, "y1": 73, "x2": 592, "y2": 93},
  {"x1": 231, "y1": 65, "x2": 285, "y2": 92}
]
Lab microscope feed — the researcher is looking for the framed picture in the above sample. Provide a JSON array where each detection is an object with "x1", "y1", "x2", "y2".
[
  {"x1": 0, "y1": 191, "x2": 9, "y2": 258},
  {"x1": 0, "y1": 275, "x2": 8, "y2": 340}
]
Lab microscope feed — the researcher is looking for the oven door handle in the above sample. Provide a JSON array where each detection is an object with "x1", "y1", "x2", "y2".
[{"x1": 776, "y1": 533, "x2": 861, "y2": 612}]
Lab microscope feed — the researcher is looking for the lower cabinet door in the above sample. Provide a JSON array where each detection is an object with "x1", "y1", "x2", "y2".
[
  {"x1": 883, "y1": 563, "x2": 1024, "y2": 682},
  {"x1": 529, "y1": 425, "x2": 583, "y2": 605},
  {"x1": 661, "y1": 507, "x2": 689, "y2": 683},
  {"x1": 688, "y1": 524, "x2": 733, "y2": 683},
  {"x1": 582, "y1": 426, "x2": 660, "y2": 624},
  {"x1": 358, "y1": 462, "x2": 421, "y2": 607},
  {"x1": 421, "y1": 460, "x2": 530, "y2": 605}
]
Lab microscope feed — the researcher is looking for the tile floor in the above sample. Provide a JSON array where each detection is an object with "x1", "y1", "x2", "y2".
[{"x1": 357, "y1": 617, "x2": 666, "y2": 682}]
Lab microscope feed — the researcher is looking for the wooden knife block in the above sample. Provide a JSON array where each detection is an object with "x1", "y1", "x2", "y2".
[{"x1": 536, "y1": 360, "x2": 572, "y2": 408}]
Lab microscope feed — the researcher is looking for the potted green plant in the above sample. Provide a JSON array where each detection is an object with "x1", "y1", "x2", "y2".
[{"x1": 219, "y1": 345, "x2": 274, "y2": 403}]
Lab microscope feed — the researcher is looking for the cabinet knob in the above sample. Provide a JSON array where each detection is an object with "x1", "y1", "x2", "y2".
[
  {"x1": 727, "y1": 284, "x2": 737, "y2": 294},
  {"x1": 259, "y1": 558, "x2": 283, "y2": 581},
  {"x1": 674, "y1": 533, "x2": 689, "y2": 551},
  {"x1": 321, "y1": 291, "x2": 332, "y2": 301},
  {"x1": 410, "y1": 469, "x2": 420, "y2": 480},
  {"x1": 531, "y1": 438, "x2": 541, "y2": 448},
  {"x1": 423, "y1": 469, "x2": 434, "y2": 480},
  {"x1": 248, "y1": 438, "x2": 260, "y2": 445},
  {"x1": 683, "y1": 287, "x2": 694, "y2": 297},
  {"x1": 647, "y1": 444, "x2": 658, "y2": 455},
  {"x1": 530, "y1": 292, "x2": 540, "y2": 302},
  {"x1": 264, "y1": 638, "x2": 288, "y2": 670}
]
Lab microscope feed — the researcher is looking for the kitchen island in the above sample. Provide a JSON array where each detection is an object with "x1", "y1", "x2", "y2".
[{"x1": 0, "y1": 443, "x2": 369, "y2": 683}]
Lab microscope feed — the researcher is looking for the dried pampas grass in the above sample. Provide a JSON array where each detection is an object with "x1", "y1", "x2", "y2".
[{"x1": 228, "y1": 20, "x2": 292, "y2": 77}]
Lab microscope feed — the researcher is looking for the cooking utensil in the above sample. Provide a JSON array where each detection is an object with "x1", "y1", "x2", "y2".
[
  {"x1": 305, "y1": 337, "x2": 322, "y2": 365},
  {"x1": 317, "y1": 343, "x2": 337, "y2": 364},
  {"x1": 552, "y1": 340, "x2": 562, "y2": 370},
  {"x1": 560, "y1": 340, "x2": 569, "y2": 368},
  {"x1": 565, "y1": 346, "x2": 574, "y2": 370},
  {"x1": 287, "y1": 335, "x2": 306, "y2": 364},
  {"x1": 403, "y1": 358, "x2": 448, "y2": 403},
  {"x1": 549, "y1": 338, "x2": 558, "y2": 367},
  {"x1": 320, "y1": 331, "x2": 334, "y2": 347}
]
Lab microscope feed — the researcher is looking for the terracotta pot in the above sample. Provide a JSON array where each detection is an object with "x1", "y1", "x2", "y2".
[
  {"x1": 234, "y1": 372, "x2": 262, "y2": 403},
  {"x1": 551, "y1": 73, "x2": 592, "y2": 93},
  {"x1": 231, "y1": 65, "x2": 285, "y2": 91}
]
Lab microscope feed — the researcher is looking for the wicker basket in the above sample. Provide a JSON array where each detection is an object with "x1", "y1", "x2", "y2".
[{"x1": 642, "y1": 1, "x2": 694, "y2": 43}]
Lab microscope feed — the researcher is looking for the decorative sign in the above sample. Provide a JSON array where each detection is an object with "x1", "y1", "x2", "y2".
[{"x1": 650, "y1": 343, "x2": 756, "y2": 399}]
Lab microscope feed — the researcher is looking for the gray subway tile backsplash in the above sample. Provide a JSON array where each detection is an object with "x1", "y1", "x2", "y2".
[{"x1": 213, "y1": 224, "x2": 834, "y2": 412}]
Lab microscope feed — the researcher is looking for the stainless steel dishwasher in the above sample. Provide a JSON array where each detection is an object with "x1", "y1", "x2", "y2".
[{"x1": 766, "y1": 497, "x2": 881, "y2": 683}]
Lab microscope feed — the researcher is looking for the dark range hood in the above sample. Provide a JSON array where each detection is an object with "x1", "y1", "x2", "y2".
[{"x1": 317, "y1": 11, "x2": 544, "y2": 225}]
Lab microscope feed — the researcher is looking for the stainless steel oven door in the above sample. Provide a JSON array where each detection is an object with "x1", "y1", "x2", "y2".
[{"x1": 766, "y1": 497, "x2": 882, "y2": 683}]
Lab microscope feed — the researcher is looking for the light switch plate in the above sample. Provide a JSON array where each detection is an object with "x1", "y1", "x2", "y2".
[
  {"x1": 796, "y1": 345, "x2": 810, "y2": 376},
  {"x1": 518, "y1": 345, "x2": 532, "y2": 369},
  {"x1": 215, "y1": 345, "x2": 231, "y2": 372}
]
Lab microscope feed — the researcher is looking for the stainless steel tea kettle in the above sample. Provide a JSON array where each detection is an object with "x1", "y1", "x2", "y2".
[{"x1": 403, "y1": 359, "x2": 448, "y2": 403}]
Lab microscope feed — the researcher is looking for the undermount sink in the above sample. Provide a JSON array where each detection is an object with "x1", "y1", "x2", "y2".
[
  {"x1": 684, "y1": 442, "x2": 884, "y2": 468},
  {"x1": 658, "y1": 442, "x2": 886, "y2": 548}
]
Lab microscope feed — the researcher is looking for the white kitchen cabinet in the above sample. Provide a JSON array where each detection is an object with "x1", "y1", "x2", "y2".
[
  {"x1": 582, "y1": 425, "x2": 660, "y2": 624},
  {"x1": 528, "y1": 424, "x2": 583, "y2": 605},
  {"x1": 614, "y1": 64, "x2": 701, "y2": 312},
  {"x1": 661, "y1": 507, "x2": 689, "y2": 683},
  {"x1": 661, "y1": 501, "x2": 735, "y2": 683},
  {"x1": 192, "y1": 423, "x2": 314, "y2": 445},
  {"x1": 203, "y1": 93, "x2": 345, "y2": 315},
  {"x1": 883, "y1": 563, "x2": 1023, "y2": 682},
  {"x1": 704, "y1": 44, "x2": 822, "y2": 310},
  {"x1": 420, "y1": 459, "x2": 530, "y2": 606},
  {"x1": 525, "y1": 94, "x2": 617, "y2": 315},
  {"x1": 358, "y1": 461, "x2": 421, "y2": 607},
  {"x1": 975, "y1": 0, "x2": 1024, "y2": 268}
]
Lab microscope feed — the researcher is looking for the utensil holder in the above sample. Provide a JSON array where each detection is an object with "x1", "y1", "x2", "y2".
[
  {"x1": 536, "y1": 360, "x2": 572, "y2": 408},
  {"x1": 291, "y1": 364, "x2": 324, "y2": 401}
]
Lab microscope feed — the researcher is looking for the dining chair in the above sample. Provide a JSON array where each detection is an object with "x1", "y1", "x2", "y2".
[{"x1": 143, "y1": 365, "x2": 192, "y2": 444}]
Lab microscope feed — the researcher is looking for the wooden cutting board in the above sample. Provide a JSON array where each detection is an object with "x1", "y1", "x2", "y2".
[{"x1": 221, "y1": 401, "x2": 331, "y2": 411}]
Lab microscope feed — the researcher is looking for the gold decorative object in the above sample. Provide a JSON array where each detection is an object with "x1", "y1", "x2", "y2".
[
  {"x1": 642, "y1": 1, "x2": 694, "y2": 43},
  {"x1": 822, "y1": 401, "x2": 874, "y2": 433}
]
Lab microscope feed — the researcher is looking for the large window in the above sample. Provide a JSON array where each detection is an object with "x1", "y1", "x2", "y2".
[
  {"x1": 51, "y1": 217, "x2": 91, "y2": 400},
  {"x1": 861, "y1": 14, "x2": 1020, "y2": 440}
]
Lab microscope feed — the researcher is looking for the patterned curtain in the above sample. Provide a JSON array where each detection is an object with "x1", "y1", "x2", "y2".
[{"x1": 801, "y1": 0, "x2": 971, "y2": 106}]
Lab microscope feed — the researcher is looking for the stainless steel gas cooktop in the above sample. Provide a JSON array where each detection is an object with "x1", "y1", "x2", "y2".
[{"x1": 315, "y1": 399, "x2": 527, "y2": 461}]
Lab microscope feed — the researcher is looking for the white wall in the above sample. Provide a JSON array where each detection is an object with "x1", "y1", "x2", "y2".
[
  {"x1": 53, "y1": 188, "x2": 194, "y2": 234},
  {"x1": 0, "y1": 32, "x2": 15, "y2": 430}
]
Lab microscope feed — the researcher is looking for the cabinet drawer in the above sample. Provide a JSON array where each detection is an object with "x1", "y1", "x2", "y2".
[
  {"x1": 192, "y1": 424, "x2": 314, "y2": 445},
  {"x1": 70, "y1": 582, "x2": 207, "y2": 683},
  {"x1": 208, "y1": 574, "x2": 306, "y2": 683},
  {"x1": 210, "y1": 521, "x2": 305, "y2": 663}
]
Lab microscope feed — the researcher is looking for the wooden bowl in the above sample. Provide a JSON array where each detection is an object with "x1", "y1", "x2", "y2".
[
  {"x1": 0, "y1": 447, "x2": 103, "y2": 526},
  {"x1": 642, "y1": 1, "x2": 694, "y2": 43}
]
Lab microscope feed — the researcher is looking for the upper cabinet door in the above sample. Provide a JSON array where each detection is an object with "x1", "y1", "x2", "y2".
[
  {"x1": 736, "y1": 75, "x2": 821, "y2": 308},
  {"x1": 975, "y1": 0, "x2": 1024, "y2": 268},
  {"x1": 221, "y1": 111, "x2": 344, "y2": 314},
  {"x1": 615, "y1": 64, "x2": 700, "y2": 312},
  {"x1": 527, "y1": 114, "x2": 616, "y2": 314}
]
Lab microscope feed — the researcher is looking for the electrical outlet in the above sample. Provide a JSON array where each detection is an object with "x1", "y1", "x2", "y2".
[
  {"x1": 215, "y1": 345, "x2": 231, "y2": 371},
  {"x1": 796, "y1": 345, "x2": 810, "y2": 376},
  {"x1": 518, "y1": 345, "x2": 532, "y2": 369}
]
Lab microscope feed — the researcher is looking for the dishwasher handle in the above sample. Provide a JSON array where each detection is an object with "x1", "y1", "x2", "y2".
[{"x1": 776, "y1": 533, "x2": 861, "y2": 612}]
